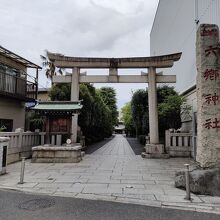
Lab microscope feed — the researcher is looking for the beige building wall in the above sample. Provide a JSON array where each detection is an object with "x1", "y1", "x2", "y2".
[
  {"x1": 0, "y1": 97, "x2": 25, "y2": 131},
  {"x1": 38, "y1": 92, "x2": 50, "y2": 101}
]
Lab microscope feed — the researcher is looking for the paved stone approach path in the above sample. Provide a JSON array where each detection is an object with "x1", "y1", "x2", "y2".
[
  {"x1": 92, "y1": 135, "x2": 135, "y2": 156},
  {"x1": 0, "y1": 135, "x2": 220, "y2": 214}
]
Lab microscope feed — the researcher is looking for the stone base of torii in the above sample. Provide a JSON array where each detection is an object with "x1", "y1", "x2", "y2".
[
  {"x1": 142, "y1": 144, "x2": 169, "y2": 159},
  {"x1": 48, "y1": 52, "x2": 182, "y2": 159}
]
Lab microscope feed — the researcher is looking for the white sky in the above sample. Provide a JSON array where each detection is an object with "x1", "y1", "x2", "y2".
[{"x1": 0, "y1": 0, "x2": 159, "y2": 109}]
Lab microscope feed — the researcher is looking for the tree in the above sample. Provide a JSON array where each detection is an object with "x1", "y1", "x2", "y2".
[
  {"x1": 131, "y1": 89, "x2": 149, "y2": 136},
  {"x1": 49, "y1": 83, "x2": 71, "y2": 101},
  {"x1": 41, "y1": 51, "x2": 64, "y2": 79},
  {"x1": 158, "y1": 95, "x2": 183, "y2": 130},
  {"x1": 29, "y1": 113, "x2": 45, "y2": 131},
  {"x1": 49, "y1": 83, "x2": 114, "y2": 144},
  {"x1": 157, "y1": 85, "x2": 177, "y2": 103},
  {"x1": 78, "y1": 84, "x2": 113, "y2": 143},
  {"x1": 97, "y1": 87, "x2": 118, "y2": 126},
  {"x1": 121, "y1": 102, "x2": 135, "y2": 136},
  {"x1": 129, "y1": 86, "x2": 183, "y2": 143}
]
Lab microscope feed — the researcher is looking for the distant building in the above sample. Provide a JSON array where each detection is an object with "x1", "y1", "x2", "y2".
[
  {"x1": 114, "y1": 109, "x2": 125, "y2": 134},
  {"x1": 38, "y1": 88, "x2": 50, "y2": 101},
  {"x1": 150, "y1": 0, "x2": 220, "y2": 131},
  {"x1": 0, "y1": 46, "x2": 41, "y2": 131},
  {"x1": 114, "y1": 122, "x2": 125, "y2": 134}
]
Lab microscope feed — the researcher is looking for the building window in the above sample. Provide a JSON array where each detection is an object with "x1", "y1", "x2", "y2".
[
  {"x1": 0, "y1": 119, "x2": 13, "y2": 132},
  {"x1": 0, "y1": 62, "x2": 22, "y2": 77}
]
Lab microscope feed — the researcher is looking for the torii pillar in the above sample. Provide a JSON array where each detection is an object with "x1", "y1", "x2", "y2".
[
  {"x1": 148, "y1": 67, "x2": 159, "y2": 144},
  {"x1": 71, "y1": 67, "x2": 80, "y2": 143},
  {"x1": 142, "y1": 67, "x2": 169, "y2": 159}
]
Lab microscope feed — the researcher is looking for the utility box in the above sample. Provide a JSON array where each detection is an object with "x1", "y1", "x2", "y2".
[{"x1": 0, "y1": 137, "x2": 10, "y2": 175}]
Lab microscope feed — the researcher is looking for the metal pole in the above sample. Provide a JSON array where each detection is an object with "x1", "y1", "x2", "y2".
[
  {"x1": 35, "y1": 68, "x2": 39, "y2": 100},
  {"x1": 184, "y1": 164, "x2": 191, "y2": 200},
  {"x1": 195, "y1": 0, "x2": 199, "y2": 26},
  {"x1": 19, "y1": 157, "x2": 26, "y2": 184},
  {"x1": 192, "y1": 112, "x2": 197, "y2": 160},
  {"x1": 191, "y1": 98, "x2": 197, "y2": 160}
]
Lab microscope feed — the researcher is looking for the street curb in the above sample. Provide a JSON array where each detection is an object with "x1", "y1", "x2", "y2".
[{"x1": 1, "y1": 186, "x2": 220, "y2": 215}]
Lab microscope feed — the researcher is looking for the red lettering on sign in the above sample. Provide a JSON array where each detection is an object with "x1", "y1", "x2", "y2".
[
  {"x1": 205, "y1": 46, "x2": 218, "y2": 57},
  {"x1": 212, "y1": 118, "x2": 220, "y2": 129},
  {"x1": 204, "y1": 119, "x2": 212, "y2": 129},
  {"x1": 201, "y1": 27, "x2": 219, "y2": 37},
  {"x1": 203, "y1": 69, "x2": 219, "y2": 80},
  {"x1": 204, "y1": 118, "x2": 220, "y2": 129},
  {"x1": 205, "y1": 93, "x2": 219, "y2": 105}
]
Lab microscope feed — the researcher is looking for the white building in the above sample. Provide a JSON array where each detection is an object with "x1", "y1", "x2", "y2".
[{"x1": 150, "y1": 0, "x2": 220, "y2": 131}]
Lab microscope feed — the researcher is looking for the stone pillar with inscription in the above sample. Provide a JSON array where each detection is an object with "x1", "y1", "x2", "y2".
[{"x1": 196, "y1": 24, "x2": 220, "y2": 168}]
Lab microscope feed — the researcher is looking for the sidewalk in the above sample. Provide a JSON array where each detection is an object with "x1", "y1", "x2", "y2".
[{"x1": 0, "y1": 135, "x2": 220, "y2": 214}]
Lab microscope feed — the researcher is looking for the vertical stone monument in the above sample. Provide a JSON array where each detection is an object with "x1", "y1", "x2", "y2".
[
  {"x1": 175, "y1": 24, "x2": 220, "y2": 196},
  {"x1": 196, "y1": 24, "x2": 220, "y2": 168}
]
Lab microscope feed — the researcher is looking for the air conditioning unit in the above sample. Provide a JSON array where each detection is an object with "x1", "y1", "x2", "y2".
[{"x1": 0, "y1": 137, "x2": 10, "y2": 175}]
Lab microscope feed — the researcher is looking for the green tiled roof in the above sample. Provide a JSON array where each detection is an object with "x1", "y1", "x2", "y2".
[{"x1": 31, "y1": 101, "x2": 82, "y2": 111}]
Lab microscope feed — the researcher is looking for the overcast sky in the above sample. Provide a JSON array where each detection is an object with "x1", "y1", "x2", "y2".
[{"x1": 0, "y1": 0, "x2": 159, "y2": 109}]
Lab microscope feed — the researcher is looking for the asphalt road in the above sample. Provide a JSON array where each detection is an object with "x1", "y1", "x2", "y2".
[{"x1": 0, "y1": 189, "x2": 219, "y2": 220}]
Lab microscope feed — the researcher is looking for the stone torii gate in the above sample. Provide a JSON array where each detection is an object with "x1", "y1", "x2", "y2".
[{"x1": 48, "y1": 52, "x2": 181, "y2": 158}]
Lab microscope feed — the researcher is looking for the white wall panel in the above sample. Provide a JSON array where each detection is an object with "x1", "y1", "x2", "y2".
[{"x1": 150, "y1": 0, "x2": 220, "y2": 93}]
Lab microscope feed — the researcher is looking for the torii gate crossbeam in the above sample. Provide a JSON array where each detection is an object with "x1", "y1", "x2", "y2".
[{"x1": 53, "y1": 74, "x2": 176, "y2": 84}]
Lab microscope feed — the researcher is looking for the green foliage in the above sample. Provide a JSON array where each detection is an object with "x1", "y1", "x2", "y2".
[
  {"x1": 124, "y1": 85, "x2": 183, "y2": 144},
  {"x1": 97, "y1": 87, "x2": 118, "y2": 126},
  {"x1": 49, "y1": 83, "x2": 115, "y2": 144},
  {"x1": 29, "y1": 113, "x2": 45, "y2": 131},
  {"x1": 121, "y1": 102, "x2": 135, "y2": 136},
  {"x1": 131, "y1": 89, "x2": 149, "y2": 136},
  {"x1": 79, "y1": 84, "x2": 113, "y2": 144},
  {"x1": 158, "y1": 95, "x2": 183, "y2": 133},
  {"x1": 49, "y1": 83, "x2": 71, "y2": 101},
  {"x1": 157, "y1": 85, "x2": 177, "y2": 103},
  {"x1": 41, "y1": 51, "x2": 65, "y2": 79}
]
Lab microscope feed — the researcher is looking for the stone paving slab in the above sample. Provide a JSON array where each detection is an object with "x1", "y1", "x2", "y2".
[{"x1": 0, "y1": 135, "x2": 220, "y2": 214}]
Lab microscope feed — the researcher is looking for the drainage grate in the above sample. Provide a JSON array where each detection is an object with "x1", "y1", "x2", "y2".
[{"x1": 18, "y1": 198, "x2": 55, "y2": 211}]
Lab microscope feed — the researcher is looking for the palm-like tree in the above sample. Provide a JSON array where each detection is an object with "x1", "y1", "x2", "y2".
[{"x1": 40, "y1": 50, "x2": 65, "y2": 79}]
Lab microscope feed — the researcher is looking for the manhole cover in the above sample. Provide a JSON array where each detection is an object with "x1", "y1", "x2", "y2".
[
  {"x1": 125, "y1": 185, "x2": 134, "y2": 189},
  {"x1": 18, "y1": 198, "x2": 55, "y2": 211}
]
